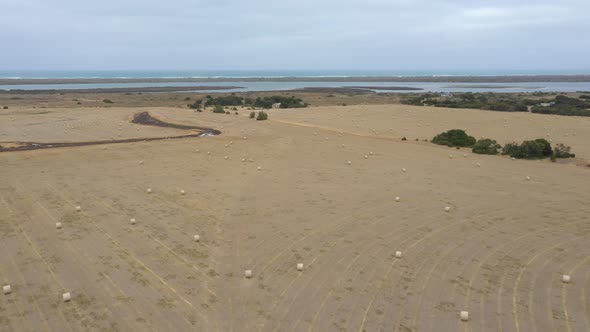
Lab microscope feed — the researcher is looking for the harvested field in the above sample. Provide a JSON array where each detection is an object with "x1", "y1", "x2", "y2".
[{"x1": 1, "y1": 103, "x2": 589, "y2": 331}]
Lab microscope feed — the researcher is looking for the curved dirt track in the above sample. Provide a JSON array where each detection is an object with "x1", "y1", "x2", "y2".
[
  {"x1": 1, "y1": 105, "x2": 589, "y2": 331},
  {"x1": 0, "y1": 111, "x2": 220, "y2": 152}
]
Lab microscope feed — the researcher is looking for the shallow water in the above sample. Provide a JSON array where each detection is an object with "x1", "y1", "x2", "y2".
[{"x1": 2, "y1": 80, "x2": 590, "y2": 93}]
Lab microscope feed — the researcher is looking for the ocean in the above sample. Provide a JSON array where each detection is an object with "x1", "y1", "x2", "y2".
[
  {"x1": 1, "y1": 70, "x2": 590, "y2": 93},
  {"x1": 1, "y1": 69, "x2": 589, "y2": 79}
]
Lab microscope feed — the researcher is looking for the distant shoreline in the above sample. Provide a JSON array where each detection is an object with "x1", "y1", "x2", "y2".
[
  {"x1": 2, "y1": 75, "x2": 590, "y2": 85},
  {"x1": 0, "y1": 86, "x2": 242, "y2": 94}
]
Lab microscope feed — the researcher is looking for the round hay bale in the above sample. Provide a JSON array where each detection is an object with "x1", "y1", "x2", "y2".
[
  {"x1": 395, "y1": 197, "x2": 400, "y2": 202},
  {"x1": 3, "y1": 285, "x2": 11, "y2": 295},
  {"x1": 364, "y1": 155, "x2": 369, "y2": 159},
  {"x1": 395, "y1": 251, "x2": 402, "y2": 258},
  {"x1": 139, "y1": 160, "x2": 144, "y2": 165},
  {"x1": 347, "y1": 161, "x2": 352, "y2": 165},
  {"x1": 402, "y1": 168, "x2": 407, "y2": 172},
  {"x1": 244, "y1": 270, "x2": 253, "y2": 278},
  {"x1": 445, "y1": 206, "x2": 451, "y2": 212},
  {"x1": 562, "y1": 274, "x2": 571, "y2": 283},
  {"x1": 180, "y1": 190, "x2": 186, "y2": 195},
  {"x1": 460, "y1": 311, "x2": 469, "y2": 321},
  {"x1": 146, "y1": 188, "x2": 152, "y2": 194},
  {"x1": 194, "y1": 234, "x2": 200, "y2": 242},
  {"x1": 297, "y1": 263, "x2": 304, "y2": 271},
  {"x1": 257, "y1": 166, "x2": 262, "y2": 171},
  {"x1": 525, "y1": 176, "x2": 531, "y2": 181},
  {"x1": 55, "y1": 222, "x2": 63, "y2": 229},
  {"x1": 75, "y1": 206, "x2": 81, "y2": 212},
  {"x1": 62, "y1": 292, "x2": 72, "y2": 302}
]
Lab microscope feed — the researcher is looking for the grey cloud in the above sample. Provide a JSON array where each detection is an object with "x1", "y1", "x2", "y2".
[{"x1": 1, "y1": 0, "x2": 589, "y2": 71}]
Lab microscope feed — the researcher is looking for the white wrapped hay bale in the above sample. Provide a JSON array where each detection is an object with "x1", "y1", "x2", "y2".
[
  {"x1": 395, "y1": 251, "x2": 403, "y2": 258},
  {"x1": 146, "y1": 188, "x2": 152, "y2": 194},
  {"x1": 347, "y1": 161, "x2": 352, "y2": 165},
  {"x1": 395, "y1": 197, "x2": 400, "y2": 202},
  {"x1": 3, "y1": 285, "x2": 11, "y2": 294},
  {"x1": 562, "y1": 274, "x2": 571, "y2": 283},
  {"x1": 180, "y1": 190, "x2": 186, "y2": 195},
  {"x1": 194, "y1": 234, "x2": 200, "y2": 242},
  {"x1": 63, "y1": 292, "x2": 72, "y2": 302},
  {"x1": 525, "y1": 176, "x2": 531, "y2": 181},
  {"x1": 56, "y1": 222, "x2": 63, "y2": 229},
  {"x1": 244, "y1": 270, "x2": 253, "y2": 278},
  {"x1": 402, "y1": 168, "x2": 407, "y2": 172},
  {"x1": 445, "y1": 206, "x2": 451, "y2": 212},
  {"x1": 460, "y1": 311, "x2": 469, "y2": 321},
  {"x1": 75, "y1": 206, "x2": 81, "y2": 212},
  {"x1": 297, "y1": 263, "x2": 304, "y2": 271},
  {"x1": 130, "y1": 218, "x2": 136, "y2": 225}
]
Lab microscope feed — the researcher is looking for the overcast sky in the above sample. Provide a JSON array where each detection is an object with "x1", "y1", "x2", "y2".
[{"x1": 1, "y1": 0, "x2": 589, "y2": 72}]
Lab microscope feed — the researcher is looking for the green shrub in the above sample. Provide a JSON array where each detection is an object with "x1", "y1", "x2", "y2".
[
  {"x1": 184, "y1": 97, "x2": 190, "y2": 101},
  {"x1": 249, "y1": 111, "x2": 256, "y2": 119},
  {"x1": 505, "y1": 139, "x2": 553, "y2": 159},
  {"x1": 472, "y1": 138, "x2": 501, "y2": 155},
  {"x1": 502, "y1": 142, "x2": 520, "y2": 156},
  {"x1": 553, "y1": 143, "x2": 575, "y2": 158},
  {"x1": 213, "y1": 105, "x2": 225, "y2": 113},
  {"x1": 102, "y1": 99, "x2": 113, "y2": 104},
  {"x1": 256, "y1": 111, "x2": 268, "y2": 121},
  {"x1": 3, "y1": 106, "x2": 7, "y2": 109},
  {"x1": 252, "y1": 96, "x2": 307, "y2": 109},
  {"x1": 188, "y1": 99, "x2": 202, "y2": 109},
  {"x1": 432, "y1": 129, "x2": 476, "y2": 147},
  {"x1": 204, "y1": 95, "x2": 244, "y2": 107}
]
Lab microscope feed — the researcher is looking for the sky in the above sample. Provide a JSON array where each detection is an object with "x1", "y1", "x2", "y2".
[{"x1": 1, "y1": 0, "x2": 589, "y2": 72}]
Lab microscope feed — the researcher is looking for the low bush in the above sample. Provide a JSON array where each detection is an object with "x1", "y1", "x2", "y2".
[
  {"x1": 502, "y1": 142, "x2": 520, "y2": 156},
  {"x1": 188, "y1": 99, "x2": 202, "y2": 109},
  {"x1": 553, "y1": 143, "x2": 575, "y2": 158},
  {"x1": 249, "y1": 111, "x2": 255, "y2": 119},
  {"x1": 504, "y1": 139, "x2": 554, "y2": 159},
  {"x1": 432, "y1": 129, "x2": 476, "y2": 147},
  {"x1": 252, "y1": 96, "x2": 307, "y2": 109},
  {"x1": 213, "y1": 105, "x2": 225, "y2": 113},
  {"x1": 102, "y1": 99, "x2": 113, "y2": 104},
  {"x1": 472, "y1": 138, "x2": 501, "y2": 155},
  {"x1": 256, "y1": 111, "x2": 268, "y2": 121}
]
